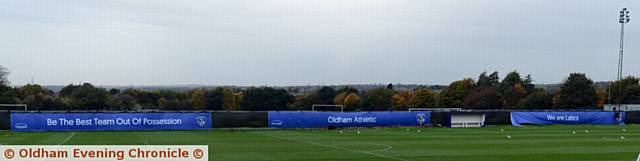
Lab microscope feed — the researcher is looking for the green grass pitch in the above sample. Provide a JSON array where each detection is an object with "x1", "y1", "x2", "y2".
[{"x1": 2, "y1": 125, "x2": 639, "y2": 161}]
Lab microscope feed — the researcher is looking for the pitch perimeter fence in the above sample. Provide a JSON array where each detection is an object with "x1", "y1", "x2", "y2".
[
  {"x1": 1, "y1": 111, "x2": 640, "y2": 131},
  {"x1": 0, "y1": 111, "x2": 9, "y2": 130}
]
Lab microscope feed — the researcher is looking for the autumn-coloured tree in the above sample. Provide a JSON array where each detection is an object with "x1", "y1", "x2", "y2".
[
  {"x1": 595, "y1": 88, "x2": 607, "y2": 108},
  {"x1": 334, "y1": 92, "x2": 348, "y2": 105},
  {"x1": 392, "y1": 91, "x2": 414, "y2": 110},
  {"x1": 222, "y1": 88, "x2": 239, "y2": 111},
  {"x1": 498, "y1": 71, "x2": 534, "y2": 108},
  {"x1": 501, "y1": 83, "x2": 527, "y2": 108},
  {"x1": 343, "y1": 93, "x2": 361, "y2": 111},
  {"x1": 191, "y1": 88, "x2": 207, "y2": 110}
]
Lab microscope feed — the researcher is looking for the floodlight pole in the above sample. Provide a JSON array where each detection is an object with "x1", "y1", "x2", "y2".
[{"x1": 617, "y1": 8, "x2": 630, "y2": 108}]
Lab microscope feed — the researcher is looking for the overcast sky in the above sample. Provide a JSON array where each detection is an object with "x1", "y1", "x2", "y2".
[{"x1": 1, "y1": 0, "x2": 638, "y2": 86}]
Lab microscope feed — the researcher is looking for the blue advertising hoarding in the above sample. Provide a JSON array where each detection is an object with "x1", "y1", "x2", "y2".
[
  {"x1": 11, "y1": 113, "x2": 211, "y2": 132},
  {"x1": 268, "y1": 111, "x2": 430, "y2": 128},
  {"x1": 510, "y1": 112, "x2": 625, "y2": 126}
]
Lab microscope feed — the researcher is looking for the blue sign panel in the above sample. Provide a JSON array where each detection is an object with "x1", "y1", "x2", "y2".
[
  {"x1": 268, "y1": 111, "x2": 430, "y2": 128},
  {"x1": 11, "y1": 113, "x2": 211, "y2": 132},
  {"x1": 510, "y1": 112, "x2": 625, "y2": 126}
]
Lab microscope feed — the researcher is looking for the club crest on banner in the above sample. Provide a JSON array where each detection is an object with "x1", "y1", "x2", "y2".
[
  {"x1": 197, "y1": 116, "x2": 207, "y2": 127},
  {"x1": 416, "y1": 113, "x2": 427, "y2": 126}
]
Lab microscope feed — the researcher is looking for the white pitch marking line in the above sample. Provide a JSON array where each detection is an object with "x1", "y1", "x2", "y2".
[
  {"x1": 362, "y1": 142, "x2": 393, "y2": 152},
  {"x1": 58, "y1": 132, "x2": 76, "y2": 145},
  {"x1": 266, "y1": 135, "x2": 407, "y2": 161},
  {"x1": 601, "y1": 137, "x2": 626, "y2": 142}
]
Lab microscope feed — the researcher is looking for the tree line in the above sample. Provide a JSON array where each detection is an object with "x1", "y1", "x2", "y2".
[{"x1": 1, "y1": 65, "x2": 639, "y2": 111}]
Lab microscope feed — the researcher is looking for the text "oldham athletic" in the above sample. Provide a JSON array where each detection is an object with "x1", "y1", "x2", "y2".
[{"x1": 328, "y1": 116, "x2": 376, "y2": 123}]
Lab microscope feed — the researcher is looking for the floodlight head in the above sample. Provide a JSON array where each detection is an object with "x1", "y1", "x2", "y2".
[{"x1": 619, "y1": 8, "x2": 631, "y2": 24}]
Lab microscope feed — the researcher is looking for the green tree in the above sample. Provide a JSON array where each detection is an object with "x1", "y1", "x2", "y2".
[
  {"x1": 0, "y1": 66, "x2": 19, "y2": 105},
  {"x1": 522, "y1": 74, "x2": 536, "y2": 93},
  {"x1": 53, "y1": 97, "x2": 72, "y2": 110},
  {"x1": 109, "y1": 88, "x2": 121, "y2": 95},
  {"x1": 556, "y1": 73, "x2": 598, "y2": 108},
  {"x1": 105, "y1": 95, "x2": 123, "y2": 110},
  {"x1": 316, "y1": 86, "x2": 337, "y2": 105},
  {"x1": 362, "y1": 87, "x2": 394, "y2": 111},
  {"x1": 24, "y1": 94, "x2": 56, "y2": 111},
  {"x1": 69, "y1": 83, "x2": 108, "y2": 110},
  {"x1": 0, "y1": 86, "x2": 20, "y2": 105},
  {"x1": 519, "y1": 89, "x2": 552, "y2": 109},
  {"x1": 477, "y1": 71, "x2": 500, "y2": 87},
  {"x1": 411, "y1": 88, "x2": 437, "y2": 108},
  {"x1": 466, "y1": 71, "x2": 501, "y2": 109},
  {"x1": 157, "y1": 89, "x2": 188, "y2": 110},
  {"x1": 464, "y1": 86, "x2": 500, "y2": 109},
  {"x1": 291, "y1": 93, "x2": 320, "y2": 110},
  {"x1": 59, "y1": 84, "x2": 81, "y2": 97},
  {"x1": 124, "y1": 89, "x2": 161, "y2": 109},
  {"x1": 0, "y1": 65, "x2": 9, "y2": 86},
  {"x1": 109, "y1": 94, "x2": 137, "y2": 110},
  {"x1": 621, "y1": 85, "x2": 640, "y2": 104},
  {"x1": 499, "y1": 71, "x2": 523, "y2": 91},
  {"x1": 204, "y1": 88, "x2": 224, "y2": 110},
  {"x1": 287, "y1": 87, "x2": 336, "y2": 110},
  {"x1": 179, "y1": 99, "x2": 193, "y2": 111},
  {"x1": 440, "y1": 78, "x2": 475, "y2": 107},
  {"x1": 241, "y1": 87, "x2": 294, "y2": 111},
  {"x1": 610, "y1": 76, "x2": 640, "y2": 104},
  {"x1": 121, "y1": 94, "x2": 137, "y2": 110}
]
